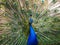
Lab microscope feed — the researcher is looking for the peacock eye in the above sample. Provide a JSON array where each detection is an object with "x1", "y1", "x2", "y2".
[{"x1": 41, "y1": 0, "x2": 44, "y2": 3}]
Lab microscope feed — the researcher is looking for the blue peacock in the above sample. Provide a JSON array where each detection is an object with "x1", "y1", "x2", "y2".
[{"x1": 27, "y1": 15, "x2": 38, "y2": 45}]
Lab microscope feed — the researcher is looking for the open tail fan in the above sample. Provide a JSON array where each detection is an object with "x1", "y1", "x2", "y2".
[{"x1": 0, "y1": 0, "x2": 60, "y2": 45}]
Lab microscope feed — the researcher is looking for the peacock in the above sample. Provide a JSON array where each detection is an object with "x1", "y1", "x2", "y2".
[
  {"x1": 0, "y1": 0, "x2": 60, "y2": 45},
  {"x1": 27, "y1": 14, "x2": 38, "y2": 45}
]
